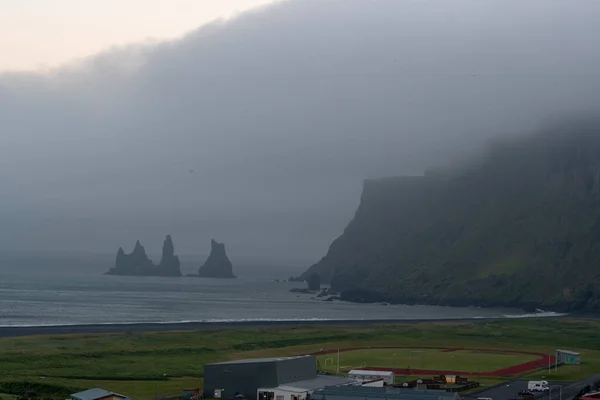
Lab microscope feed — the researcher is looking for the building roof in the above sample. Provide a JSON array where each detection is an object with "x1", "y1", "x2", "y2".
[
  {"x1": 71, "y1": 389, "x2": 129, "y2": 400},
  {"x1": 316, "y1": 393, "x2": 457, "y2": 400},
  {"x1": 273, "y1": 386, "x2": 311, "y2": 394},
  {"x1": 209, "y1": 355, "x2": 313, "y2": 365},
  {"x1": 582, "y1": 392, "x2": 600, "y2": 399},
  {"x1": 557, "y1": 349, "x2": 581, "y2": 356},
  {"x1": 348, "y1": 370, "x2": 394, "y2": 377},
  {"x1": 313, "y1": 386, "x2": 459, "y2": 400},
  {"x1": 259, "y1": 375, "x2": 354, "y2": 392}
]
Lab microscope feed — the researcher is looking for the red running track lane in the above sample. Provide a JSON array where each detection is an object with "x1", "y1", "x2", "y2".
[{"x1": 312, "y1": 347, "x2": 556, "y2": 377}]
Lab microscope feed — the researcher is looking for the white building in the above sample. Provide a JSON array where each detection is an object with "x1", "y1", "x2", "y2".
[
  {"x1": 257, "y1": 374, "x2": 386, "y2": 400},
  {"x1": 360, "y1": 379, "x2": 385, "y2": 387},
  {"x1": 258, "y1": 375, "x2": 353, "y2": 400},
  {"x1": 556, "y1": 349, "x2": 581, "y2": 365},
  {"x1": 347, "y1": 370, "x2": 395, "y2": 385},
  {"x1": 259, "y1": 386, "x2": 309, "y2": 400}
]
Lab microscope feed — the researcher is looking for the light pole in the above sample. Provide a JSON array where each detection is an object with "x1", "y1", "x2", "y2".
[
  {"x1": 549, "y1": 385, "x2": 562, "y2": 400},
  {"x1": 557, "y1": 385, "x2": 562, "y2": 400},
  {"x1": 337, "y1": 348, "x2": 340, "y2": 374},
  {"x1": 154, "y1": 374, "x2": 167, "y2": 400}
]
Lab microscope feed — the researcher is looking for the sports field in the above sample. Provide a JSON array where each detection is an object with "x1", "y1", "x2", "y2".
[
  {"x1": 1, "y1": 318, "x2": 600, "y2": 399},
  {"x1": 316, "y1": 348, "x2": 543, "y2": 375}
]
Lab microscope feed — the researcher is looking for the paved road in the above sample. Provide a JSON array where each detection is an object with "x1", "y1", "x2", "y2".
[
  {"x1": 466, "y1": 380, "x2": 569, "y2": 400},
  {"x1": 558, "y1": 374, "x2": 600, "y2": 400}
]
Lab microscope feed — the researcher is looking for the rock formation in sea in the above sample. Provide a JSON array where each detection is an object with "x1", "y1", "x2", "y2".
[
  {"x1": 158, "y1": 235, "x2": 181, "y2": 275},
  {"x1": 105, "y1": 235, "x2": 182, "y2": 277},
  {"x1": 197, "y1": 239, "x2": 236, "y2": 278},
  {"x1": 289, "y1": 274, "x2": 321, "y2": 294}
]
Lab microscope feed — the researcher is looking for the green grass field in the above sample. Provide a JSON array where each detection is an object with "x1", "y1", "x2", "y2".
[
  {"x1": 317, "y1": 348, "x2": 538, "y2": 373},
  {"x1": 2, "y1": 318, "x2": 600, "y2": 400}
]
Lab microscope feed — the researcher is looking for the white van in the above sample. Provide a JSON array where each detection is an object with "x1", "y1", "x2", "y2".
[{"x1": 528, "y1": 381, "x2": 549, "y2": 392}]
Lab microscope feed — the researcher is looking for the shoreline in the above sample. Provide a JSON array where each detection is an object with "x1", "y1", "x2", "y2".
[{"x1": 0, "y1": 314, "x2": 579, "y2": 338}]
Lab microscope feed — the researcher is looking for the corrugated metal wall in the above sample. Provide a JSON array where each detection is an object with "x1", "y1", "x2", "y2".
[
  {"x1": 203, "y1": 361, "x2": 278, "y2": 399},
  {"x1": 203, "y1": 357, "x2": 317, "y2": 400},
  {"x1": 276, "y1": 357, "x2": 317, "y2": 383}
]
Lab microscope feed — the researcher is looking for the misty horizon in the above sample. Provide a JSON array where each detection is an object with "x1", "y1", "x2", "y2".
[{"x1": 2, "y1": 0, "x2": 600, "y2": 260}]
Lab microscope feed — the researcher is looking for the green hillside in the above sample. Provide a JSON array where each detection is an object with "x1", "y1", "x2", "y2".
[{"x1": 301, "y1": 120, "x2": 600, "y2": 311}]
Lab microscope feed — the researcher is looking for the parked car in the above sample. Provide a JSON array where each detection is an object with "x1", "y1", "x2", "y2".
[{"x1": 518, "y1": 390, "x2": 535, "y2": 397}]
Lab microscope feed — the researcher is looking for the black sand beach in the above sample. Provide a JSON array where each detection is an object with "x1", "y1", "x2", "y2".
[{"x1": 0, "y1": 317, "x2": 530, "y2": 338}]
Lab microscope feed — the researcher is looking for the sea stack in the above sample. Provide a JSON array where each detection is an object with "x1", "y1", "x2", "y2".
[
  {"x1": 105, "y1": 235, "x2": 182, "y2": 277},
  {"x1": 108, "y1": 240, "x2": 155, "y2": 275},
  {"x1": 158, "y1": 235, "x2": 181, "y2": 276},
  {"x1": 198, "y1": 239, "x2": 236, "y2": 278}
]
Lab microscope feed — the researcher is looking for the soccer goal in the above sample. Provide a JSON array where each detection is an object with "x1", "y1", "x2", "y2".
[{"x1": 324, "y1": 358, "x2": 335, "y2": 367}]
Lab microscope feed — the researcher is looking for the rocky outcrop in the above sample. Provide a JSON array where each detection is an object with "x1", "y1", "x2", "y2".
[
  {"x1": 105, "y1": 235, "x2": 182, "y2": 277},
  {"x1": 288, "y1": 275, "x2": 324, "y2": 295},
  {"x1": 107, "y1": 240, "x2": 154, "y2": 275},
  {"x1": 197, "y1": 239, "x2": 236, "y2": 278},
  {"x1": 290, "y1": 288, "x2": 313, "y2": 294},
  {"x1": 158, "y1": 235, "x2": 181, "y2": 275}
]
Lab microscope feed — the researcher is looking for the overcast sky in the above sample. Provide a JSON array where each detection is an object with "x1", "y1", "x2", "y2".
[
  {"x1": 0, "y1": 0, "x2": 279, "y2": 72},
  {"x1": 2, "y1": 0, "x2": 600, "y2": 261}
]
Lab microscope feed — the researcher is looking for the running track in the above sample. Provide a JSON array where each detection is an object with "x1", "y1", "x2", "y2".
[{"x1": 312, "y1": 346, "x2": 556, "y2": 377}]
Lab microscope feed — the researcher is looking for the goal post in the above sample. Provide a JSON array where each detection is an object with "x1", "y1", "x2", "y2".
[{"x1": 324, "y1": 358, "x2": 334, "y2": 367}]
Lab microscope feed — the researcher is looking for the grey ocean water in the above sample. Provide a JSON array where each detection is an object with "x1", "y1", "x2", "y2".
[{"x1": 0, "y1": 253, "x2": 534, "y2": 327}]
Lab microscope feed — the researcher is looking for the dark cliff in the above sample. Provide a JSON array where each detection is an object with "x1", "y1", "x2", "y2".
[
  {"x1": 197, "y1": 239, "x2": 236, "y2": 278},
  {"x1": 301, "y1": 121, "x2": 600, "y2": 312},
  {"x1": 307, "y1": 274, "x2": 321, "y2": 291},
  {"x1": 105, "y1": 235, "x2": 182, "y2": 277}
]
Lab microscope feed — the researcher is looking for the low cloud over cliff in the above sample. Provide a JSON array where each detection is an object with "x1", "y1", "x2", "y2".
[{"x1": 2, "y1": 0, "x2": 600, "y2": 258}]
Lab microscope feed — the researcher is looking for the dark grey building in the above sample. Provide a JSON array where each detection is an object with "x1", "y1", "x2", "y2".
[{"x1": 203, "y1": 356, "x2": 317, "y2": 399}]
